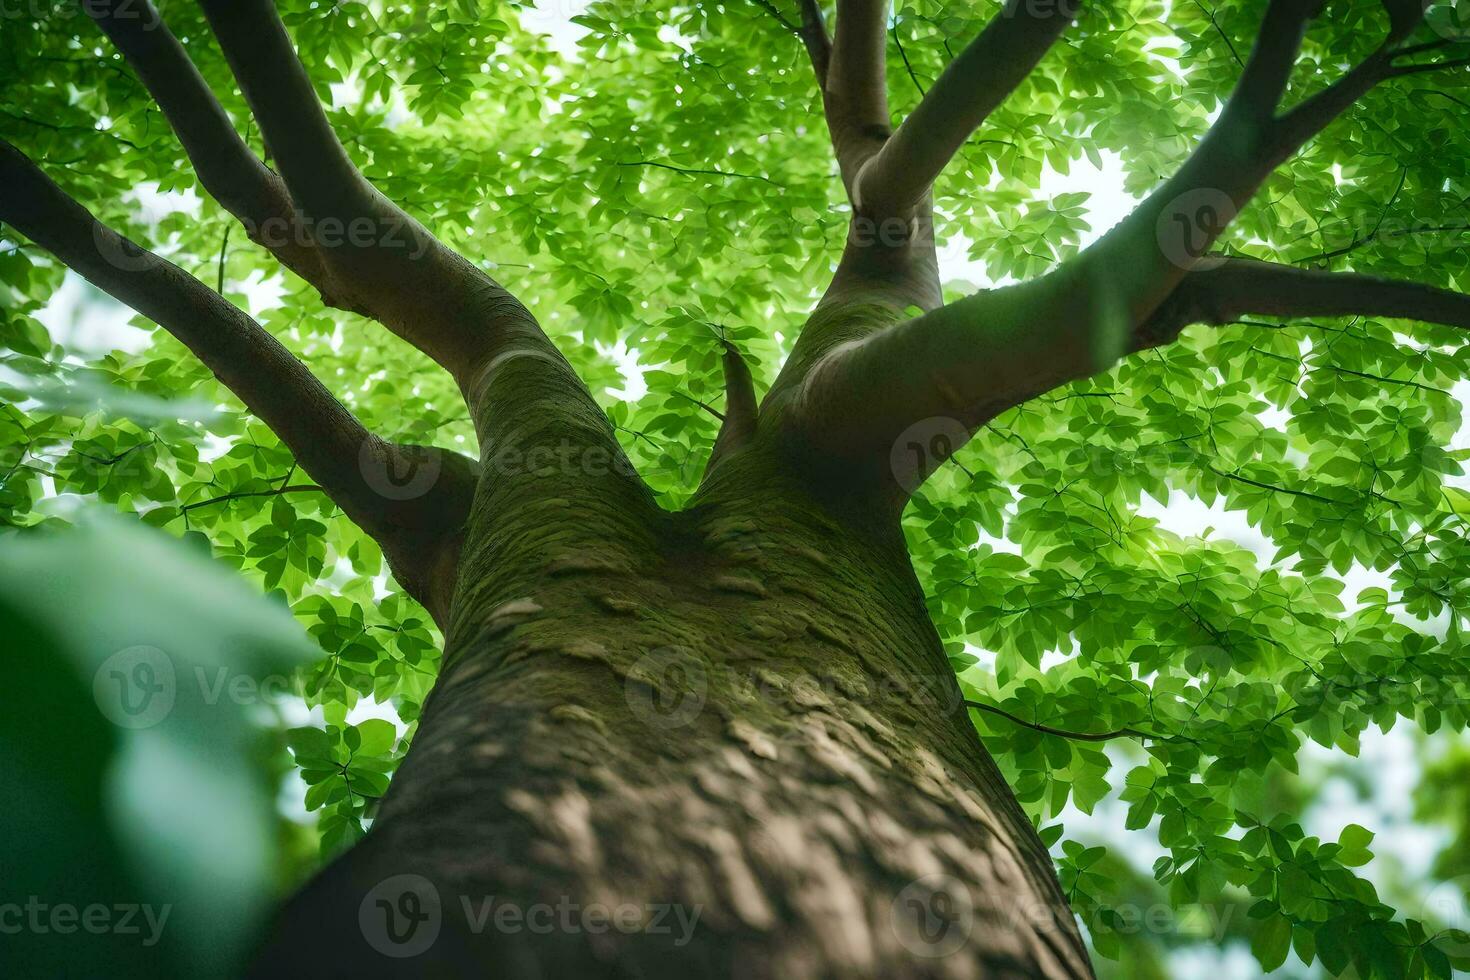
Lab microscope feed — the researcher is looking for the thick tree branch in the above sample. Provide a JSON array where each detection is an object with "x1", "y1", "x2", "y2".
[
  {"x1": 195, "y1": 0, "x2": 376, "y2": 226},
  {"x1": 1268, "y1": 52, "x2": 1393, "y2": 163},
  {"x1": 1383, "y1": 0, "x2": 1432, "y2": 43},
  {"x1": 1065, "y1": 2, "x2": 1444, "y2": 328},
  {"x1": 1056, "y1": 2, "x2": 1352, "y2": 331},
  {"x1": 789, "y1": 252, "x2": 1469, "y2": 499},
  {"x1": 193, "y1": 0, "x2": 539, "y2": 384},
  {"x1": 781, "y1": 6, "x2": 1470, "y2": 498},
  {"x1": 0, "y1": 140, "x2": 476, "y2": 624},
  {"x1": 1230, "y1": 0, "x2": 1321, "y2": 121},
  {"x1": 758, "y1": 0, "x2": 831, "y2": 80},
  {"x1": 787, "y1": 3, "x2": 1455, "y2": 472},
  {"x1": 853, "y1": 0, "x2": 1079, "y2": 220},
  {"x1": 798, "y1": 0, "x2": 833, "y2": 82},
  {"x1": 80, "y1": 0, "x2": 352, "y2": 311},
  {"x1": 1137, "y1": 257, "x2": 1470, "y2": 349},
  {"x1": 189, "y1": 0, "x2": 636, "y2": 503},
  {"x1": 822, "y1": 0, "x2": 892, "y2": 193},
  {"x1": 763, "y1": 0, "x2": 950, "y2": 319}
]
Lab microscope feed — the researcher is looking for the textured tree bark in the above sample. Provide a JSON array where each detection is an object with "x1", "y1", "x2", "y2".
[{"x1": 247, "y1": 436, "x2": 1094, "y2": 979}]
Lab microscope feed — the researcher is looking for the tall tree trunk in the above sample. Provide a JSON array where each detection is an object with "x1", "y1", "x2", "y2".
[{"x1": 248, "y1": 436, "x2": 1094, "y2": 979}]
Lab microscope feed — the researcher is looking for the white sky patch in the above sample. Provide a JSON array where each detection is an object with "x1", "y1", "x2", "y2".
[
  {"x1": 599, "y1": 339, "x2": 649, "y2": 400},
  {"x1": 1301, "y1": 728, "x2": 1450, "y2": 888},
  {"x1": 1450, "y1": 377, "x2": 1470, "y2": 491},
  {"x1": 937, "y1": 150, "x2": 1135, "y2": 289},
  {"x1": 131, "y1": 180, "x2": 202, "y2": 223},
  {"x1": 1037, "y1": 150, "x2": 1138, "y2": 246},
  {"x1": 1137, "y1": 488, "x2": 1275, "y2": 558},
  {"x1": 34, "y1": 276, "x2": 153, "y2": 355},
  {"x1": 35, "y1": 178, "x2": 283, "y2": 351},
  {"x1": 526, "y1": 0, "x2": 596, "y2": 58}
]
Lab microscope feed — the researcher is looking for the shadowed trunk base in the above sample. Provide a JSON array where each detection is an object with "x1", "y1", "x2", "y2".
[{"x1": 248, "y1": 459, "x2": 1094, "y2": 979}]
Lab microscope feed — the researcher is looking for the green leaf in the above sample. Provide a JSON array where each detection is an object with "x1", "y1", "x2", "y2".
[
  {"x1": 1252, "y1": 915, "x2": 1292, "y2": 973},
  {"x1": 353, "y1": 718, "x2": 397, "y2": 757}
]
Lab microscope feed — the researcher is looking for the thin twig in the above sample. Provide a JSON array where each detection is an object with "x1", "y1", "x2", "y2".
[
  {"x1": 615, "y1": 160, "x2": 781, "y2": 186},
  {"x1": 964, "y1": 699, "x2": 1192, "y2": 744},
  {"x1": 892, "y1": 21, "x2": 926, "y2": 96}
]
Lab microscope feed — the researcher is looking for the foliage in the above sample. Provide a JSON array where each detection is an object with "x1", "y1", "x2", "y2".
[
  {"x1": 2, "y1": 1, "x2": 1469, "y2": 976},
  {"x1": 0, "y1": 515, "x2": 318, "y2": 977}
]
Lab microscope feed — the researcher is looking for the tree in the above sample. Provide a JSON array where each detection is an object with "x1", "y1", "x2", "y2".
[{"x1": 3, "y1": 0, "x2": 1470, "y2": 976}]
